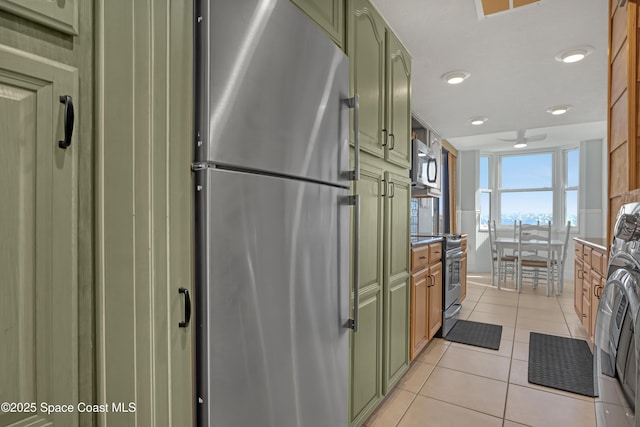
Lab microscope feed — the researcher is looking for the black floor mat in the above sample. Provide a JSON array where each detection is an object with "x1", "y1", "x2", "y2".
[
  {"x1": 445, "y1": 320, "x2": 502, "y2": 350},
  {"x1": 528, "y1": 332, "x2": 596, "y2": 397}
]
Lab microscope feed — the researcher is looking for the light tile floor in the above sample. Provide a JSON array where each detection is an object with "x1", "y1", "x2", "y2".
[{"x1": 363, "y1": 273, "x2": 596, "y2": 427}]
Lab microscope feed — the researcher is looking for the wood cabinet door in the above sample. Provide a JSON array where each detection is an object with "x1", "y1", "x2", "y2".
[
  {"x1": 581, "y1": 264, "x2": 592, "y2": 333},
  {"x1": 348, "y1": 0, "x2": 386, "y2": 159},
  {"x1": 291, "y1": 0, "x2": 345, "y2": 48},
  {"x1": 574, "y1": 258, "x2": 584, "y2": 318},
  {"x1": 383, "y1": 171, "x2": 411, "y2": 392},
  {"x1": 349, "y1": 161, "x2": 384, "y2": 426},
  {"x1": 385, "y1": 29, "x2": 412, "y2": 169},
  {"x1": 591, "y1": 272, "x2": 601, "y2": 338},
  {"x1": 428, "y1": 262, "x2": 443, "y2": 340},
  {"x1": 410, "y1": 269, "x2": 429, "y2": 361}
]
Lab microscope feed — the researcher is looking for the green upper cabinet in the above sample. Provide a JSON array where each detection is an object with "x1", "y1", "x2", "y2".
[
  {"x1": 382, "y1": 171, "x2": 411, "y2": 392},
  {"x1": 348, "y1": 0, "x2": 386, "y2": 159},
  {"x1": 348, "y1": 0, "x2": 412, "y2": 169},
  {"x1": 291, "y1": 0, "x2": 345, "y2": 49},
  {"x1": 385, "y1": 31, "x2": 412, "y2": 169}
]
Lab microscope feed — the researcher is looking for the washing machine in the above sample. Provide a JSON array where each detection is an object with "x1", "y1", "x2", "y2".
[{"x1": 594, "y1": 202, "x2": 640, "y2": 426}]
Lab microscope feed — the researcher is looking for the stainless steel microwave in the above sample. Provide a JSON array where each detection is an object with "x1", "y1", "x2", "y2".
[{"x1": 411, "y1": 132, "x2": 441, "y2": 196}]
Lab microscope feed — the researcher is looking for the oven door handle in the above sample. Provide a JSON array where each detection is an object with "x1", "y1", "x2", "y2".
[{"x1": 444, "y1": 303, "x2": 462, "y2": 319}]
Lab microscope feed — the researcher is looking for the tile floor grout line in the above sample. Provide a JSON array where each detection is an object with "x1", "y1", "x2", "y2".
[{"x1": 500, "y1": 286, "x2": 520, "y2": 425}]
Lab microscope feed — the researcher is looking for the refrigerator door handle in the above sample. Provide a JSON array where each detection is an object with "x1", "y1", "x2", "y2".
[
  {"x1": 347, "y1": 94, "x2": 360, "y2": 181},
  {"x1": 348, "y1": 194, "x2": 360, "y2": 332}
]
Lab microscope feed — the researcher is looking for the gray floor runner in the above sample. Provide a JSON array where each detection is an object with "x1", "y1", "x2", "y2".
[
  {"x1": 445, "y1": 319, "x2": 502, "y2": 350},
  {"x1": 528, "y1": 332, "x2": 596, "y2": 397}
]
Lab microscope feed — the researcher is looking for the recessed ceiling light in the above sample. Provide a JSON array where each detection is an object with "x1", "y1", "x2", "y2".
[
  {"x1": 441, "y1": 70, "x2": 471, "y2": 85},
  {"x1": 514, "y1": 142, "x2": 527, "y2": 149},
  {"x1": 554, "y1": 46, "x2": 594, "y2": 64},
  {"x1": 469, "y1": 117, "x2": 487, "y2": 125},
  {"x1": 546, "y1": 105, "x2": 572, "y2": 115}
]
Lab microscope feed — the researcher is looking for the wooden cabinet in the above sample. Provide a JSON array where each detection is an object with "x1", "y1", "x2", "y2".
[
  {"x1": 348, "y1": 0, "x2": 412, "y2": 169},
  {"x1": 410, "y1": 241, "x2": 442, "y2": 360},
  {"x1": 410, "y1": 268, "x2": 429, "y2": 359},
  {"x1": 291, "y1": 0, "x2": 345, "y2": 49},
  {"x1": 573, "y1": 239, "x2": 608, "y2": 339},
  {"x1": 428, "y1": 261, "x2": 443, "y2": 340},
  {"x1": 607, "y1": 1, "x2": 640, "y2": 243}
]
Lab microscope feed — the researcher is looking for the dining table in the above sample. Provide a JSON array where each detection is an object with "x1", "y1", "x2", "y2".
[{"x1": 494, "y1": 237, "x2": 566, "y2": 295}]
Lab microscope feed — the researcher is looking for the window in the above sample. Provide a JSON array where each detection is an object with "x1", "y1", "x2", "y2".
[
  {"x1": 564, "y1": 149, "x2": 579, "y2": 226},
  {"x1": 499, "y1": 153, "x2": 553, "y2": 225},
  {"x1": 479, "y1": 156, "x2": 491, "y2": 230},
  {"x1": 480, "y1": 148, "x2": 579, "y2": 230}
]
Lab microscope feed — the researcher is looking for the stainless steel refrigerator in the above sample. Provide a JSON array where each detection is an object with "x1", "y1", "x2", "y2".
[{"x1": 193, "y1": 1, "x2": 358, "y2": 426}]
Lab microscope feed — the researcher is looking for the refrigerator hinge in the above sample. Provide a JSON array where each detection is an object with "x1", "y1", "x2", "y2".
[
  {"x1": 347, "y1": 195, "x2": 357, "y2": 205},
  {"x1": 192, "y1": 162, "x2": 208, "y2": 172}
]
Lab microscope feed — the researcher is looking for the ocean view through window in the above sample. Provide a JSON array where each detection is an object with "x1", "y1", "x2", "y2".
[
  {"x1": 478, "y1": 148, "x2": 579, "y2": 229},
  {"x1": 500, "y1": 152, "x2": 553, "y2": 225}
]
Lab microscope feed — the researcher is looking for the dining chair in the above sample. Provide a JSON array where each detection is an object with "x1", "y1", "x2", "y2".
[
  {"x1": 488, "y1": 220, "x2": 517, "y2": 289},
  {"x1": 551, "y1": 221, "x2": 571, "y2": 295},
  {"x1": 517, "y1": 220, "x2": 553, "y2": 296}
]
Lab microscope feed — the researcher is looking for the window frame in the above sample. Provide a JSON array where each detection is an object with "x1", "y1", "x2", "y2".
[
  {"x1": 478, "y1": 155, "x2": 492, "y2": 232},
  {"x1": 478, "y1": 146, "x2": 579, "y2": 233},
  {"x1": 562, "y1": 148, "x2": 579, "y2": 229}
]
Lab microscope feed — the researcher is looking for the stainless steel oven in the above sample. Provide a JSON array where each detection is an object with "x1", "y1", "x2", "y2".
[{"x1": 441, "y1": 235, "x2": 462, "y2": 336}]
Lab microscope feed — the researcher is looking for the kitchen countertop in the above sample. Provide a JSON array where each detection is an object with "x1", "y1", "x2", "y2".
[
  {"x1": 410, "y1": 235, "x2": 444, "y2": 246},
  {"x1": 574, "y1": 236, "x2": 608, "y2": 251}
]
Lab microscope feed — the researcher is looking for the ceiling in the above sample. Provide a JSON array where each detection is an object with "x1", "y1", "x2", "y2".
[{"x1": 369, "y1": 0, "x2": 609, "y2": 152}]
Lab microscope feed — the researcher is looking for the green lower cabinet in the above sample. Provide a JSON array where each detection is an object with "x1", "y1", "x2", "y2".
[
  {"x1": 350, "y1": 161, "x2": 384, "y2": 426},
  {"x1": 0, "y1": 45, "x2": 79, "y2": 427},
  {"x1": 291, "y1": 0, "x2": 345, "y2": 49},
  {"x1": 349, "y1": 158, "x2": 411, "y2": 427},
  {"x1": 383, "y1": 172, "x2": 411, "y2": 391}
]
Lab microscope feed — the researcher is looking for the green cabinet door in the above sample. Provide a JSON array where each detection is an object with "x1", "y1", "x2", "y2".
[
  {"x1": 291, "y1": 0, "x2": 345, "y2": 48},
  {"x1": 385, "y1": 31, "x2": 412, "y2": 169},
  {"x1": 350, "y1": 160, "x2": 384, "y2": 427},
  {"x1": 383, "y1": 171, "x2": 411, "y2": 392},
  {"x1": 348, "y1": 0, "x2": 386, "y2": 159},
  {"x1": 0, "y1": 45, "x2": 79, "y2": 427}
]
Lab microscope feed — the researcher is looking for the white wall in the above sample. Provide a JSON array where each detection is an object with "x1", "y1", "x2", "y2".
[{"x1": 457, "y1": 140, "x2": 606, "y2": 281}]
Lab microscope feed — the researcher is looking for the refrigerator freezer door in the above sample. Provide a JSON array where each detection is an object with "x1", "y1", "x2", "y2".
[
  {"x1": 196, "y1": 0, "x2": 350, "y2": 187},
  {"x1": 197, "y1": 168, "x2": 349, "y2": 427}
]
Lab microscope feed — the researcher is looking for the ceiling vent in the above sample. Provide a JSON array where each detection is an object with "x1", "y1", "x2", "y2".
[{"x1": 475, "y1": 0, "x2": 542, "y2": 19}]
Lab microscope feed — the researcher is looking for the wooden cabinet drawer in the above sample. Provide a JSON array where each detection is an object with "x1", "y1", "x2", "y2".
[
  {"x1": 575, "y1": 242, "x2": 583, "y2": 258},
  {"x1": 461, "y1": 237, "x2": 468, "y2": 252},
  {"x1": 582, "y1": 245, "x2": 593, "y2": 266},
  {"x1": 429, "y1": 242, "x2": 442, "y2": 263},
  {"x1": 591, "y1": 249, "x2": 605, "y2": 275},
  {"x1": 411, "y1": 245, "x2": 430, "y2": 271}
]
